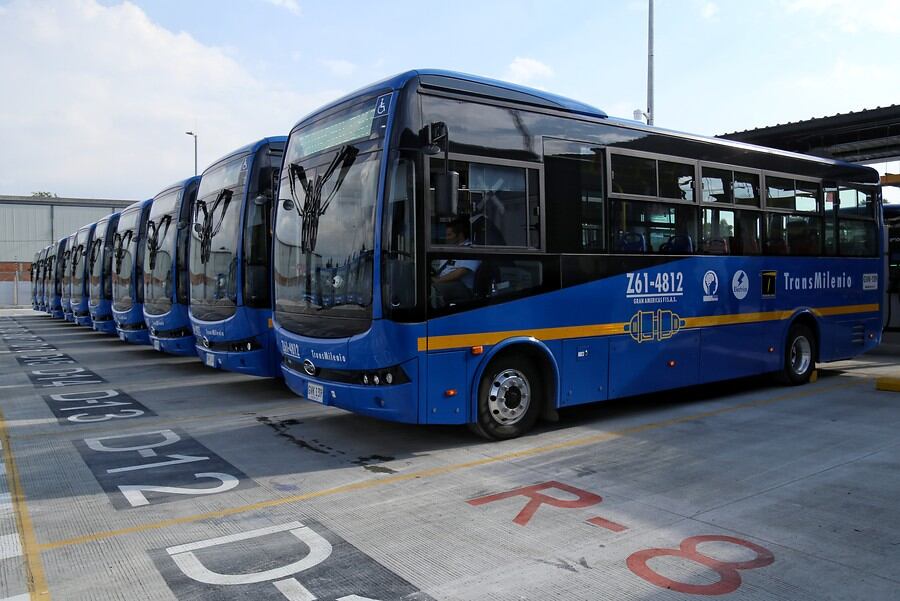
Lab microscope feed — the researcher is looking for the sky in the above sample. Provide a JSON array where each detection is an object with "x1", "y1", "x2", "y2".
[{"x1": 1, "y1": 0, "x2": 898, "y2": 200}]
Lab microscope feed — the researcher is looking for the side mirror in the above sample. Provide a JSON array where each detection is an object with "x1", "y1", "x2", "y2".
[
  {"x1": 177, "y1": 220, "x2": 189, "y2": 230},
  {"x1": 193, "y1": 223, "x2": 202, "y2": 234},
  {"x1": 252, "y1": 194, "x2": 269, "y2": 206},
  {"x1": 435, "y1": 171, "x2": 459, "y2": 217}
]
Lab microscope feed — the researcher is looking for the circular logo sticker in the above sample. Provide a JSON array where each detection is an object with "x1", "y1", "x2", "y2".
[
  {"x1": 702, "y1": 270, "x2": 719, "y2": 301},
  {"x1": 732, "y1": 270, "x2": 749, "y2": 300}
]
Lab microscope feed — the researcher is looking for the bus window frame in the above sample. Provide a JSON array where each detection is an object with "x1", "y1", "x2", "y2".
[
  {"x1": 698, "y1": 160, "x2": 764, "y2": 208},
  {"x1": 606, "y1": 148, "x2": 698, "y2": 206},
  {"x1": 760, "y1": 169, "x2": 824, "y2": 214},
  {"x1": 424, "y1": 151, "x2": 546, "y2": 254}
]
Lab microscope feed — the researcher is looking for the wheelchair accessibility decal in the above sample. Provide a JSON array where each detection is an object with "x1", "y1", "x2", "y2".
[{"x1": 153, "y1": 519, "x2": 432, "y2": 601}]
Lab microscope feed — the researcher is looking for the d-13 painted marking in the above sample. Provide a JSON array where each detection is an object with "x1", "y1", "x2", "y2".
[
  {"x1": 74, "y1": 428, "x2": 255, "y2": 510},
  {"x1": 153, "y1": 520, "x2": 432, "y2": 601},
  {"x1": 42, "y1": 389, "x2": 155, "y2": 425},
  {"x1": 26, "y1": 366, "x2": 105, "y2": 388},
  {"x1": 17, "y1": 351, "x2": 77, "y2": 367}
]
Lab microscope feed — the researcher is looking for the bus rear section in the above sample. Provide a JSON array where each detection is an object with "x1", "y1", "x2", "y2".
[
  {"x1": 112, "y1": 199, "x2": 153, "y2": 343},
  {"x1": 144, "y1": 177, "x2": 200, "y2": 355},
  {"x1": 49, "y1": 237, "x2": 68, "y2": 318},
  {"x1": 189, "y1": 137, "x2": 285, "y2": 377},
  {"x1": 71, "y1": 223, "x2": 97, "y2": 326},
  {"x1": 89, "y1": 213, "x2": 120, "y2": 333},
  {"x1": 273, "y1": 70, "x2": 883, "y2": 440}
]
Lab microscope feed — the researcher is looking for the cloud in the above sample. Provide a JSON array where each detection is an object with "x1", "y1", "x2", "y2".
[
  {"x1": 263, "y1": 0, "x2": 301, "y2": 16},
  {"x1": 320, "y1": 58, "x2": 357, "y2": 77},
  {"x1": 784, "y1": 0, "x2": 900, "y2": 33},
  {"x1": 0, "y1": 0, "x2": 338, "y2": 198},
  {"x1": 504, "y1": 57, "x2": 554, "y2": 86},
  {"x1": 701, "y1": 1, "x2": 719, "y2": 19}
]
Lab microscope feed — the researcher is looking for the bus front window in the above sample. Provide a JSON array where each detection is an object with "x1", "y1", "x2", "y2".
[
  {"x1": 274, "y1": 148, "x2": 379, "y2": 335},
  {"x1": 112, "y1": 209, "x2": 140, "y2": 311},
  {"x1": 190, "y1": 156, "x2": 245, "y2": 321},
  {"x1": 144, "y1": 190, "x2": 180, "y2": 315}
]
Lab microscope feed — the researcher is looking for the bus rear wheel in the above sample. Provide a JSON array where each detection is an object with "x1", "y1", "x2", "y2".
[
  {"x1": 471, "y1": 354, "x2": 542, "y2": 440},
  {"x1": 780, "y1": 323, "x2": 816, "y2": 385}
]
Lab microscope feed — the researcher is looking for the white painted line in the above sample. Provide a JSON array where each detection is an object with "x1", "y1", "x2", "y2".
[
  {"x1": 0, "y1": 462, "x2": 6, "y2": 476},
  {"x1": 0, "y1": 533, "x2": 22, "y2": 560},
  {"x1": 0, "y1": 593, "x2": 31, "y2": 601},
  {"x1": 166, "y1": 521, "x2": 307, "y2": 554},
  {"x1": 274, "y1": 578, "x2": 317, "y2": 601}
]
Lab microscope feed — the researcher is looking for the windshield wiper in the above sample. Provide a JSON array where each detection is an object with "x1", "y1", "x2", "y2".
[
  {"x1": 146, "y1": 215, "x2": 173, "y2": 270},
  {"x1": 113, "y1": 231, "x2": 133, "y2": 274},
  {"x1": 285, "y1": 144, "x2": 359, "y2": 253},
  {"x1": 88, "y1": 239, "x2": 102, "y2": 272},
  {"x1": 197, "y1": 189, "x2": 233, "y2": 264}
]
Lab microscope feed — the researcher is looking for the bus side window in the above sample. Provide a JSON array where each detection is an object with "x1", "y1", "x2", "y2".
[{"x1": 543, "y1": 139, "x2": 605, "y2": 253}]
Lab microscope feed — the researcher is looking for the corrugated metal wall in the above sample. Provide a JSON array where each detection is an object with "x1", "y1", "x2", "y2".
[{"x1": 0, "y1": 204, "x2": 117, "y2": 262}]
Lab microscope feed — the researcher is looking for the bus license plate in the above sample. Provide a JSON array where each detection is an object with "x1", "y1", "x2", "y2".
[
  {"x1": 153, "y1": 339, "x2": 160, "y2": 351},
  {"x1": 307, "y1": 382, "x2": 324, "y2": 403},
  {"x1": 205, "y1": 353, "x2": 216, "y2": 368}
]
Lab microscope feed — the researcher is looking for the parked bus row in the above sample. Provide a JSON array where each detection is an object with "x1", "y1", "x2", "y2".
[{"x1": 29, "y1": 70, "x2": 886, "y2": 439}]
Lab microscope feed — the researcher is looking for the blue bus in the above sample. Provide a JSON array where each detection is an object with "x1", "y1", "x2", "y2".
[
  {"x1": 112, "y1": 199, "x2": 153, "y2": 343},
  {"x1": 48, "y1": 237, "x2": 68, "y2": 318},
  {"x1": 188, "y1": 137, "x2": 286, "y2": 376},
  {"x1": 88, "y1": 212, "x2": 121, "y2": 333},
  {"x1": 38, "y1": 245, "x2": 51, "y2": 313},
  {"x1": 60, "y1": 232, "x2": 78, "y2": 322},
  {"x1": 33, "y1": 247, "x2": 48, "y2": 311},
  {"x1": 272, "y1": 70, "x2": 883, "y2": 439},
  {"x1": 144, "y1": 177, "x2": 200, "y2": 355},
  {"x1": 70, "y1": 222, "x2": 97, "y2": 326}
]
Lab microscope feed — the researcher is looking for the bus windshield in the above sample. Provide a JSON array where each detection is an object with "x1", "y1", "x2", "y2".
[
  {"x1": 190, "y1": 155, "x2": 246, "y2": 320},
  {"x1": 89, "y1": 220, "x2": 109, "y2": 304},
  {"x1": 71, "y1": 227, "x2": 91, "y2": 298},
  {"x1": 113, "y1": 208, "x2": 141, "y2": 311},
  {"x1": 274, "y1": 96, "x2": 389, "y2": 336},
  {"x1": 144, "y1": 189, "x2": 181, "y2": 315}
]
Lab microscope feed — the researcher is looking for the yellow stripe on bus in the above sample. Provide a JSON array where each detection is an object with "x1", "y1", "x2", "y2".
[{"x1": 417, "y1": 303, "x2": 880, "y2": 352}]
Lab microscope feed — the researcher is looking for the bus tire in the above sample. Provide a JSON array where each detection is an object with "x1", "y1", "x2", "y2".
[
  {"x1": 780, "y1": 323, "x2": 816, "y2": 385},
  {"x1": 471, "y1": 354, "x2": 542, "y2": 440}
]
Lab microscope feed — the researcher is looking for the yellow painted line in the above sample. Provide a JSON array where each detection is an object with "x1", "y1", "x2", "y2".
[
  {"x1": 875, "y1": 377, "x2": 900, "y2": 392},
  {"x1": 812, "y1": 303, "x2": 880, "y2": 317},
  {"x1": 0, "y1": 409, "x2": 50, "y2": 599},
  {"x1": 37, "y1": 378, "x2": 857, "y2": 552},
  {"x1": 419, "y1": 303, "x2": 881, "y2": 351}
]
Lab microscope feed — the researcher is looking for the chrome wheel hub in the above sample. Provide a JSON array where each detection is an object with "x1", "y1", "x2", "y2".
[
  {"x1": 790, "y1": 336, "x2": 812, "y2": 375},
  {"x1": 487, "y1": 369, "x2": 531, "y2": 425}
]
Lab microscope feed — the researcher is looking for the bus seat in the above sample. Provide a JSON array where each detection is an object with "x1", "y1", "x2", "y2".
[
  {"x1": 660, "y1": 235, "x2": 693, "y2": 254},
  {"x1": 614, "y1": 232, "x2": 647, "y2": 253},
  {"x1": 705, "y1": 238, "x2": 729, "y2": 255}
]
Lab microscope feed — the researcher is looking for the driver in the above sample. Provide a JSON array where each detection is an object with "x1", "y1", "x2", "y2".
[{"x1": 433, "y1": 218, "x2": 480, "y2": 289}]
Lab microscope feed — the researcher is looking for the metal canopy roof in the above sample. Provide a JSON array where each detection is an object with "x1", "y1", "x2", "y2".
[{"x1": 718, "y1": 105, "x2": 900, "y2": 164}]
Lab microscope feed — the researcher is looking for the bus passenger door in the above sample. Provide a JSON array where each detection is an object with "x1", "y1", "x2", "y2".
[{"x1": 560, "y1": 338, "x2": 609, "y2": 407}]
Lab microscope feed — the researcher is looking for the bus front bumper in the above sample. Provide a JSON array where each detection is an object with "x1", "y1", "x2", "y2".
[
  {"x1": 151, "y1": 334, "x2": 196, "y2": 356},
  {"x1": 281, "y1": 361, "x2": 419, "y2": 424},
  {"x1": 195, "y1": 346, "x2": 280, "y2": 378},
  {"x1": 116, "y1": 325, "x2": 150, "y2": 344}
]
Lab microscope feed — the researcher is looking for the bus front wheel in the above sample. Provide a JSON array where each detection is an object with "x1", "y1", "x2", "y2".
[
  {"x1": 471, "y1": 355, "x2": 543, "y2": 440},
  {"x1": 780, "y1": 323, "x2": 816, "y2": 385}
]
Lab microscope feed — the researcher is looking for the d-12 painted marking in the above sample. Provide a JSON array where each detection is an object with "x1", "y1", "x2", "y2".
[
  {"x1": 17, "y1": 351, "x2": 77, "y2": 366},
  {"x1": 467, "y1": 480, "x2": 626, "y2": 531},
  {"x1": 42, "y1": 389, "x2": 155, "y2": 425},
  {"x1": 153, "y1": 520, "x2": 432, "y2": 601},
  {"x1": 26, "y1": 366, "x2": 105, "y2": 388},
  {"x1": 627, "y1": 535, "x2": 775, "y2": 595},
  {"x1": 74, "y1": 428, "x2": 255, "y2": 510}
]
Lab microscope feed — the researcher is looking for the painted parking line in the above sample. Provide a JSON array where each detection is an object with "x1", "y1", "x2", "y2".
[
  {"x1": 37, "y1": 378, "x2": 861, "y2": 553},
  {"x1": 0, "y1": 410, "x2": 50, "y2": 600}
]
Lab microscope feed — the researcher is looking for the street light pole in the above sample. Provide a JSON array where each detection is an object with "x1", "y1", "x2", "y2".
[
  {"x1": 647, "y1": 0, "x2": 654, "y2": 126},
  {"x1": 185, "y1": 131, "x2": 198, "y2": 176}
]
